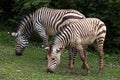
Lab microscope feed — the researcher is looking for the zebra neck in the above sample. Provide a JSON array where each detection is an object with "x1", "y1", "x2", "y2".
[
  {"x1": 18, "y1": 29, "x2": 32, "y2": 39},
  {"x1": 18, "y1": 14, "x2": 34, "y2": 38},
  {"x1": 53, "y1": 37, "x2": 67, "y2": 51}
]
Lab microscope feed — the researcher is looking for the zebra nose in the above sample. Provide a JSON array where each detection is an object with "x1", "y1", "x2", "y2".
[
  {"x1": 15, "y1": 51, "x2": 23, "y2": 56},
  {"x1": 46, "y1": 68, "x2": 53, "y2": 73}
]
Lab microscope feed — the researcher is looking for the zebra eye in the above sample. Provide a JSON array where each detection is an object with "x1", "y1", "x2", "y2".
[
  {"x1": 51, "y1": 58, "x2": 55, "y2": 60},
  {"x1": 56, "y1": 49, "x2": 60, "y2": 53}
]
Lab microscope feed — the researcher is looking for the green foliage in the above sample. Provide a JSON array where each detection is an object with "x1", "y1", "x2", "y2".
[
  {"x1": 0, "y1": 31, "x2": 15, "y2": 46},
  {"x1": 105, "y1": 54, "x2": 120, "y2": 65},
  {"x1": 4, "y1": 0, "x2": 51, "y2": 27},
  {"x1": 49, "y1": 0, "x2": 76, "y2": 9}
]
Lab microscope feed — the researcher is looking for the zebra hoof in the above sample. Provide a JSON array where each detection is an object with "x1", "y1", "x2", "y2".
[
  {"x1": 81, "y1": 64, "x2": 86, "y2": 69},
  {"x1": 15, "y1": 52, "x2": 23, "y2": 56},
  {"x1": 87, "y1": 73, "x2": 91, "y2": 76},
  {"x1": 98, "y1": 72, "x2": 102, "y2": 76}
]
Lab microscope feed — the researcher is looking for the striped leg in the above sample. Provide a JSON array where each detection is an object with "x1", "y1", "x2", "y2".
[
  {"x1": 39, "y1": 32, "x2": 49, "y2": 59},
  {"x1": 77, "y1": 45, "x2": 90, "y2": 75},
  {"x1": 40, "y1": 32, "x2": 49, "y2": 48},
  {"x1": 35, "y1": 24, "x2": 49, "y2": 59},
  {"x1": 68, "y1": 47, "x2": 77, "y2": 73},
  {"x1": 95, "y1": 38, "x2": 105, "y2": 76},
  {"x1": 81, "y1": 45, "x2": 88, "y2": 69},
  {"x1": 35, "y1": 23, "x2": 49, "y2": 48},
  {"x1": 98, "y1": 47, "x2": 104, "y2": 76}
]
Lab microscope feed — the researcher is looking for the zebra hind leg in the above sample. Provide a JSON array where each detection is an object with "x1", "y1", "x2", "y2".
[
  {"x1": 77, "y1": 45, "x2": 90, "y2": 76},
  {"x1": 94, "y1": 39, "x2": 105, "y2": 76},
  {"x1": 97, "y1": 46, "x2": 104, "y2": 76}
]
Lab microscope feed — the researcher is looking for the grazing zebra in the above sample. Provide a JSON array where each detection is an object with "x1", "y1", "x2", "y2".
[
  {"x1": 46, "y1": 18, "x2": 107, "y2": 76},
  {"x1": 11, "y1": 7, "x2": 85, "y2": 56}
]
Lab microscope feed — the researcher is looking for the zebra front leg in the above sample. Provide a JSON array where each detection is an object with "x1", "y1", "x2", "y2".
[
  {"x1": 68, "y1": 47, "x2": 78, "y2": 73},
  {"x1": 35, "y1": 26, "x2": 49, "y2": 59},
  {"x1": 39, "y1": 33, "x2": 49, "y2": 59},
  {"x1": 76, "y1": 45, "x2": 90, "y2": 76},
  {"x1": 68, "y1": 52, "x2": 74, "y2": 73},
  {"x1": 81, "y1": 45, "x2": 88, "y2": 69},
  {"x1": 35, "y1": 24, "x2": 49, "y2": 48},
  {"x1": 41, "y1": 35, "x2": 49, "y2": 60}
]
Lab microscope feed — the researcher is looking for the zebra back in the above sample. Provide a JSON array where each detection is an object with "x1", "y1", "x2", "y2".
[
  {"x1": 53, "y1": 18, "x2": 106, "y2": 48},
  {"x1": 33, "y1": 7, "x2": 85, "y2": 36}
]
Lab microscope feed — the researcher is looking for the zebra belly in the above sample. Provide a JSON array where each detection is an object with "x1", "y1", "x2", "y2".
[
  {"x1": 76, "y1": 35, "x2": 96, "y2": 45},
  {"x1": 81, "y1": 37, "x2": 96, "y2": 45}
]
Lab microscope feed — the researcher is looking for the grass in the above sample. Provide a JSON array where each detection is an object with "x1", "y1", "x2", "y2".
[{"x1": 0, "y1": 31, "x2": 120, "y2": 80}]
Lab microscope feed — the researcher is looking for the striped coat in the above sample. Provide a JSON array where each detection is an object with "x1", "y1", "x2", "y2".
[
  {"x1": 12, "y1": 7, "x2": 85, "y2": 56},
  {"x1": 47, "y1": 18, "x2": 107, "y2": 75}
]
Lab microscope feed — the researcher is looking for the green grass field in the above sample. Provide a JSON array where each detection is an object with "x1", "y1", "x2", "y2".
[{"x1": 0, "y1": 31, "x2": 120, "y2": 80}]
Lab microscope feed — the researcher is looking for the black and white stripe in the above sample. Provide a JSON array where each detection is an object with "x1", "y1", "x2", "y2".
[
  {"x1": 47, "y1": 18, "x2": 107, "y2": 75},
  {"x1": 12, "y1": 7, "x2": 85, "y2": 56}
]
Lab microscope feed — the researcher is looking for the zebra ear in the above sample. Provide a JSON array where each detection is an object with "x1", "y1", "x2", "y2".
[
  {"x1": 45, "y1": 46, "x2": 50, "y2": 51},
  {"x1": 11, "y1": 32, "x2": 18, "y2": 37}
]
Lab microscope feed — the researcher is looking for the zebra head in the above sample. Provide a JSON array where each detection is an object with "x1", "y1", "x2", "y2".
[
  {"x1": 12, "y1": 32, "x2": 28, "y2": 56},
  {"x1": 46, "y1": 46, "x2": 63, "y2": 73}
]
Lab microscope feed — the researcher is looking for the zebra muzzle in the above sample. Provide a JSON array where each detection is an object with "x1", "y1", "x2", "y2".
[{"x1": 46, "y1": 68, "x2": 53, "y2": 73}]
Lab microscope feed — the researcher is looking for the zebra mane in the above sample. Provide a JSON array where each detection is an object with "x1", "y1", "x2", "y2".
[
  {"x1": 56, "y1": 24, "x2": 68, "y2": 37},
  {"x1": 17, "y1": 13, "x2": 34, "y2": 37}
]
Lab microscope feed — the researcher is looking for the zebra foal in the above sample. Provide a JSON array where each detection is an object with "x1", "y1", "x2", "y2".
[{"x1": 46, "y1": 18, "x2": 107, "y2": 75}]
